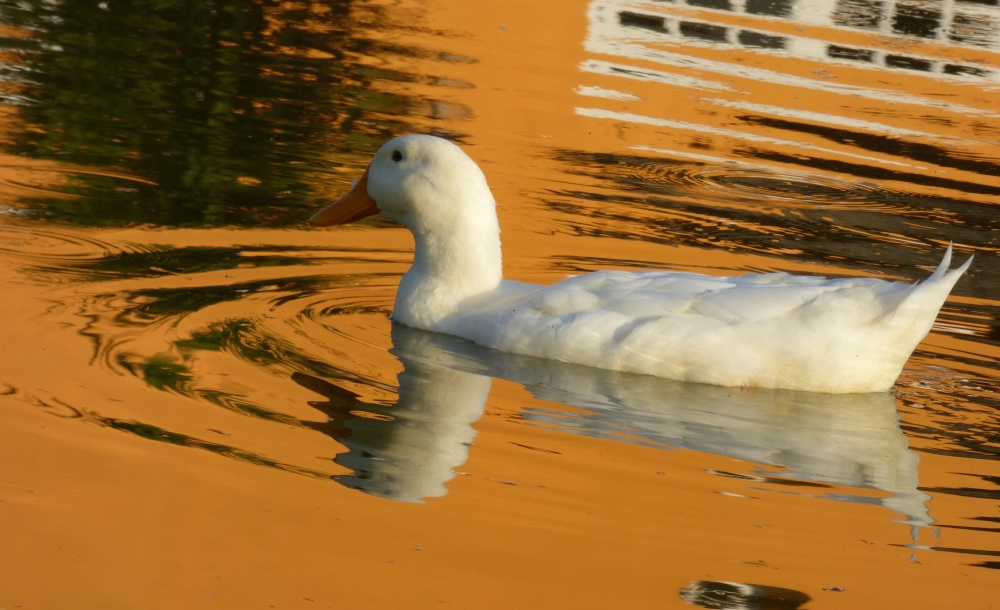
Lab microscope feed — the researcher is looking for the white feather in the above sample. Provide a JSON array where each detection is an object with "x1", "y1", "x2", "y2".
[{"x1": 316, "y1": 135, "x2": 973, "y2": 393}]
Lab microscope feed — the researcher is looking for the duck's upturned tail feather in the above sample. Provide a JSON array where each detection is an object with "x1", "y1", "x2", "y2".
[{"x1": 929, "y1": 243, "x2": 973, "y2": 284}]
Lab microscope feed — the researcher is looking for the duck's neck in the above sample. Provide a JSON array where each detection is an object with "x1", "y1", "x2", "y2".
[{"x1": 393, "y1": 211, "x2": 503, "y2": 329}]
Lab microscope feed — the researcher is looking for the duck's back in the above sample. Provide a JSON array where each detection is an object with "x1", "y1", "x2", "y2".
[{"x1": 442, "y1": 248, "x2": 971, "y2": 393}]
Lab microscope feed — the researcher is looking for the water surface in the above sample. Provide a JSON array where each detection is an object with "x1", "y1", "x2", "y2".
[{"x1": 1, "y1": 0, "x2": 997, "y2": 608}]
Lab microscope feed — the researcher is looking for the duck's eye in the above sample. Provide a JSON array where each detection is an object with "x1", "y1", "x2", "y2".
[{"x1": 391, "y1": 150, "x2": 403, "y2": 162}]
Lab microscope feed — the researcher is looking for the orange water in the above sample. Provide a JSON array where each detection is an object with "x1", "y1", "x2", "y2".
[{"x1": 1, "y1": 0, "x2": 998, "y2": 608}]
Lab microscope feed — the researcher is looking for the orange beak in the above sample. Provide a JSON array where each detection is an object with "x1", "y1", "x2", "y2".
[{"x1": 309, "y1": 167, "x2": 379, "y2": 226}]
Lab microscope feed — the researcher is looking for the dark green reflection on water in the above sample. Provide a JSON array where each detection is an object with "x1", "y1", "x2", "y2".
[
  {"x1": 76, "y1": 245, "x2": 321, "y2": 279},
  {"x1": 0, "y1": 0, "x2": 412, "y2": 226}
]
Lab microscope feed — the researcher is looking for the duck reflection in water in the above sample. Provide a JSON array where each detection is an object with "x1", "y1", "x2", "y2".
[
  {"x1": 292, "y1": 332, "x2": 490, "y2": 503},
  {"x1": 295, "y1": 326, "x2": 930, "y2": 534}
]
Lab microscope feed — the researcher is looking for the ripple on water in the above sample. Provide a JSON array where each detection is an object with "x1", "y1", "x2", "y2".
[
  {"x1": 46, "y1": 259, "x2": 403, "y2": 490},
  {"x1": 0, "y1": 163, "x2": 82, "y2": 203},
  {"x1": 0, "y1": 162, "x2": 155, "y2": 203},
  {"x1": 254, "y1": 283, "x2": 399, "y2": 383},
  {"x1": 622, "y1": 162, "x2": 912, "y2": 213},
  {"x1": 0, "y1": 225, "x2": 158, "y2": 266},
  {"x1": 74, "y1": 256, "x2": 401, "y2": 400}
]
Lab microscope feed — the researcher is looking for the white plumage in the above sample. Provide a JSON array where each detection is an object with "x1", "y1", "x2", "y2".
[{"x1": 310, "y1": 134, "x2": 972, "y2": 393}]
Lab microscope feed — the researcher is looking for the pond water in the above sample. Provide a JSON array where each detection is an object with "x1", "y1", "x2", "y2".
[{"x1": 1, "y1": 0, "x2": 998, "y2": 608}]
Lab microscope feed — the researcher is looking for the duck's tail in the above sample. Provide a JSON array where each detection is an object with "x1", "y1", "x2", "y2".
[
  {"x1": 853, "y1": 244, "x2": 972, "y2": 391},
  {"x1": 887, "y1": 243, "x2": 972, "y2": 357},
  {"x1": 927, "y1": 243, "x2": 974, "y2": 285}
]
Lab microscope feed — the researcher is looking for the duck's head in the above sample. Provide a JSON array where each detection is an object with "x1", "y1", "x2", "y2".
[{"x1": 309, "y1": 134, "x2": 495, "y2": 233}]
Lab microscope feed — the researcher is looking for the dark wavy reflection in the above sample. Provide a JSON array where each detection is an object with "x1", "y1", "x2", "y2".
[
  {"x1": 0, "y1": 0, "x2": 428, "y2": 226},
  {"x1": 545, "y1": 149, "x2": 997, "y2": 314},
  {"x1": 33, "y1": 394, "x2": 328, "y2": 478},
  {"x1": 741, "y1": 116, "x2": 1000, "y2": 186}
]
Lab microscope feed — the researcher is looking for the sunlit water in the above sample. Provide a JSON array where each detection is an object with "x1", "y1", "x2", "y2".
[{"x1": 1, "y1": 0, "x2": 997, "y2": 608}]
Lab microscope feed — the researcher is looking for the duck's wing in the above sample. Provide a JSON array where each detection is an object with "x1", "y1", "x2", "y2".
[
  {"x1": 526, "y1": 269, "x2": 898, "y2": 324},
  {"x1": 443, "y1": 249, "x2": 970, "y2": 392}
]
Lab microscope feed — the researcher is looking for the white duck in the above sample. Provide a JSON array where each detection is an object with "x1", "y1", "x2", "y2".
[{"x1": 310, "y1": 135, "x2": 972, "y2": 393}]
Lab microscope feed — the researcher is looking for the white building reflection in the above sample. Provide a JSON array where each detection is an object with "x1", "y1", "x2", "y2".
[{"x1": 590, "y1": 0, "x2": 998, "y2": 81}]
